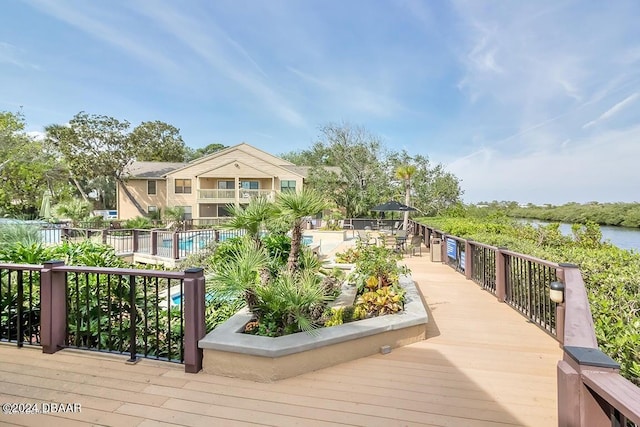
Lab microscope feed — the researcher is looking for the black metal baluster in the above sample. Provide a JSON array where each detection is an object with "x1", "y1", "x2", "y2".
[
  {"x1": 143, "y1": 276, "x2": 148, "y2": 357},
  {"x1": 155, "y1": 278, "x2": 160, "y2": 359},
  {"x1": 17, "y1": 271, "x2": 23, "y2": 347},
  {"x1": 128, "y1": 275, "x2": 137, "y2": 363},
  {"x1": 179, "y1": 279, "x2": 184, "y2": 363},
  {"x1": 107, "y1": 274, "x2": 112, "y2": 350},
  {"x1": 85, "y1": 273, "x2": 90, "y2": 348},
  {"x1": 118, "y1": 275, "x2": 123, "y2": 353},
  {"x1": 96, "y1": 274, "x2": 101, "y2": 350},
  {"x1": 75, "y1": 273, "x2": 81, "y2": 347}
]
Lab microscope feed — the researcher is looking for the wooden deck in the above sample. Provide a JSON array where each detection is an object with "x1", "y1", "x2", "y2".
[{"x1": 0, "y1": 252, "x2": 561, "y2": 426}]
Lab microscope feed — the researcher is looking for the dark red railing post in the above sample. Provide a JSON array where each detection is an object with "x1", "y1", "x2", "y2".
[
  {"x1": 464, "y1": 240, "x2": 472, "y2": 280},
  {"x1": 40, "y1": 260, "x2": 66, "y2": 354},
  {"x1": 183, "y1": 268, "x2": 205, "y2": 373},
  {"x1": 132, "y1": 229, "x2": 139, "y2": 253},
  {"x1": 555, "y1": 267, "x2": 566, "y2": 345},
  {"x1": 151, "y1": 231, "x2": 158, "y2": 255},
  {"x1": 495, "y1": 247, "x2": 506, "y2": 302},
  {"x1": 172, "y1": 231, "x2": 179, "y2": 259}
]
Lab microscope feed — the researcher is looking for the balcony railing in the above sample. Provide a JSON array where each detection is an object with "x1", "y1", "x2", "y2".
[
  {"x1": 413, "y1": 220, "x2": 640, "y2": 426},
  {"x1": 197, "y1": 189, "x2": 274, "y2": 201},
  {"x1": 198, "y1": 189, "x2": 235, "y2": 200}
]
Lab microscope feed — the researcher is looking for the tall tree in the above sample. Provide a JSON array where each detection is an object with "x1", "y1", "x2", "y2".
[
  {"x1": 130, "y1": 121, "x2": 188, "y2": 162},
  {"x1": 387, "y1": 151, "x2": 463, "y2": 217},
  {"x1": 0, "y1": 111, "x2": 70, "y2": 216},
  {"x1": 185, "y1": 143, "x2": 227, "y2": 161},
  {"x1": 395, "y1": 164, "x2": 417, "y2": 231},
  {"x1": 46, "y1": 112, "x2": 189, "y2": 214},
  {"x1": 47, "y1": 112, "x2": 145, "y2": 214},
  {"x1": 283, "y1": 123, "x2": 391, "y2": 218}
]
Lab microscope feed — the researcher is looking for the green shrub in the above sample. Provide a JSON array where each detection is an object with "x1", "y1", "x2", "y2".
[{"x1": 417, "y1": 216, "x2": 640, "y2": 385}]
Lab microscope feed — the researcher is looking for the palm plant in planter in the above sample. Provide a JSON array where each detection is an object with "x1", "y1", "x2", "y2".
[{"x1": 207, "y1": 189, "x2": 338, "y2": 336}]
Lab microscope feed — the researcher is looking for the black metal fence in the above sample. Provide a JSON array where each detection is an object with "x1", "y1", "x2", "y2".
[
  {"x1": 469, "y1": 242, "x2": 497, "y2": 294},
  {"x1": 0, "y1": 262, "x2": 205, "y2": 369},
  {"x1": 62, "y1": 266, "x2": 187, "y2": 363},
  {"x1": 0, "y1": 264, "x2": 42, "y2": 347},
  {"x1": 503, "y1": 251, "x2": 559, "y2": 336}
]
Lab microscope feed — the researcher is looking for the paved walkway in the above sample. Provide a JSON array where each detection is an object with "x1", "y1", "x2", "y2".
[{"x1": 0, "y1": 242, "x2": 561, "y2": 426}]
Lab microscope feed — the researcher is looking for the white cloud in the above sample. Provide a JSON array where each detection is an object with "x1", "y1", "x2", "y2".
[
  {"x1": 0, "y1": 42, "x2": 38, "y2": 69},
  {"x1": 447, "y1": 124, "x2": 640, "y2": 204},
  {"x1": 27, "y1": 0, "x2": 179, "y2": 73},
  {"x1": 583, "y1": 93, "x2": 639, "y2": 129}
]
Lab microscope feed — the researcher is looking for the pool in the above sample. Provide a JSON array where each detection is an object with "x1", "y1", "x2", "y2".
[{"x1": 170, "y1": 293, "x2": 214, "y2": 306}]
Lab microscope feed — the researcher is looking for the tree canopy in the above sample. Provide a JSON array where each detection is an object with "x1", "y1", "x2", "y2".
[
  {"x1": 281, "y1": 122, "x2": 463, "y2": 217},
  {"x1": 0, "y1": 111, "x2": 69, "y2": 217}
]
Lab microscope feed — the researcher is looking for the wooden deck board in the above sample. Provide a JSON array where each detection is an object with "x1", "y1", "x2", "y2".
[{"x1": 0, "y1": 250, "x2": 561, "y2": 426}]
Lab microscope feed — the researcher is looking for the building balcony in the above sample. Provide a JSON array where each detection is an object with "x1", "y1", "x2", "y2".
[{"x1": 197, "y1": 189, "x2": 275, "y2": 202}]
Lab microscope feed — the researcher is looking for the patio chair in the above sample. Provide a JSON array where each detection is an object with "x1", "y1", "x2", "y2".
[
  {"x1": 356, "y1": 229, "x2": 375, "y2": 245},
  {"x1": 407, "y1": 235, "x2": 423, "y2": 256},
  {"x1": 339, "y1": 219, "x2": 355, "y2": 237},
  {"x1": 378, "y1": 233, "x2": 396, "y2": 249}
]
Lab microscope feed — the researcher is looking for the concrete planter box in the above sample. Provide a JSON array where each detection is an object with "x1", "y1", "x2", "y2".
[
  {"x1": 310, "y1": 230, "x2": 349, "y2": 241},
  {"x1": 198, "y1": 275, "x2": 427, "y2": 382}
]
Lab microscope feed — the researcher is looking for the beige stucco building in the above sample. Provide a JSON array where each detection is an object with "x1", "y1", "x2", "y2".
[{"x1": 117, "y1": 143, "x2": 308, "y2": 221}]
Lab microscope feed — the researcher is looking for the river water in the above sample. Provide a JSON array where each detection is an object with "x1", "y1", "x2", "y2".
[{"x1": 525, "y1": 220, "x2": 640, "y2": 252}]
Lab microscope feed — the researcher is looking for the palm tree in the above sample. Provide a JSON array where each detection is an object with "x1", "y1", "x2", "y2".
[
  {"x1": 276, "y1": 188, "x2": 329, "y2": 272},
  {"x1": 53, "y1": 198, "x2": 92, "y2": 226},
  {"x1": 395, "y1": 165, "x2": 416, "y2": 232},
  {"x1": 221, "y1": 196, "x2": 274, "y2": 245}
]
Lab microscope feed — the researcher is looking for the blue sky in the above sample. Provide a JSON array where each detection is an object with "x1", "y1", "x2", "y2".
[{"x1": 1, "y1": 1, "x2": 639, "y2": 205}]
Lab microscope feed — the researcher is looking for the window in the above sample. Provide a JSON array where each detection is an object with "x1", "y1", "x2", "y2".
[
  {"x1": 280, "y1": 180, "x2": 296, "y2": 192},
  {"x1": 240, "y1": 180, "x2": 259, "y2": 190},
  {"x1": 182, "y1": 206, "x2": 192, "y2": 220},
  {"x1": 147, "y1": 180, "x2": 157, "y2": 195},
  {"x1": 148, "y1": 205, "x2": 158, "y2": 213},
  {"x1": 217, "y1": 205, "x2": 231, "y2": 217},
  {"x1": 217, "y1": 180, "x2": 235, "y2": 189},
  {"x1": 175, "y1": 179, "x2": 192, "y2": 194}
]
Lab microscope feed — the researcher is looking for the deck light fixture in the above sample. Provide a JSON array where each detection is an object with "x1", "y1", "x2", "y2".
[{"x1": 549, "y1": 281, "x2": 565, "y2": 304}]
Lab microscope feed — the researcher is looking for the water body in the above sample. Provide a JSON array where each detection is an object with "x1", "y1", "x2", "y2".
[{"x1": 524, "y1": 219, "x2": 640, "y2": 252}]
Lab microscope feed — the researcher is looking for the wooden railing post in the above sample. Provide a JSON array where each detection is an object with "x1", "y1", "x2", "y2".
[
  {"x1": 151, "y1": 231, "x2": 158, "y2": 255},
  {"x1": 172, "y1": 231, "x2": 179, "y2": 260},
  {"x1": 555, "y1": 267, "x2": 566, "y2": 345},
  {"x1": 495, "y1": 247, "x2": 507, "y2": 302},
  {"x1": 40, "y1": 260, "x2": 66, "y2": 354},
  {"x1": 132, "y1": 229, "x2": 139, "y2": 253},
  {"x1": 464, "y1": 240, "x2": 472, "y2": 280},
  {"x1": 102, "y1": 229, "x2": 108, "y2": 244},
  {"x1": 440, "y1": 234, "x2": 447, "y2": 264},
  {"x1": 559, "y1": 347, "x2": 621, "y2": 426},
  {"x1": 183, "y1": 268, "x2": 205, "y2": 373}
]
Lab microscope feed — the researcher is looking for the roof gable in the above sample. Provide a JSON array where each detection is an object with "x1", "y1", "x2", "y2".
[
  {"x1": 166, "y1": 142, "x2": 302, "y2": 178},
  {"x1": 199, "y1": 159, "x2": 278, "y2": 178}
]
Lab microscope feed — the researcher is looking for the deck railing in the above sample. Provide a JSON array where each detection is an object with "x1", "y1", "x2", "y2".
[
  {"x1": 0, "y1": 264, "x2": 42, "y2": 347},
  {"x1": 413, "y1": 220, "x2": 640, "y2": 426},
  {"x1": 1, "y1": 261, "x2": 206, "y2": 373}
]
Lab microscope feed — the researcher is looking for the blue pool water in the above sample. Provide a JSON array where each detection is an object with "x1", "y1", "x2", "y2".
[{"x1": 171, "y1": 293, "x2": 214, "y2": 306}]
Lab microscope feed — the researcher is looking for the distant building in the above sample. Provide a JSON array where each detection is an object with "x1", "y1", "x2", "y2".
[{"x1": 117, "y1": 143, "x2": 312, "y2": 221}]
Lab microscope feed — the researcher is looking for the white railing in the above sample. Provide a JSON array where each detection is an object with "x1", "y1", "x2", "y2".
[{"x1": 198, "y1": 189, "x2": 274, "y2": 201}]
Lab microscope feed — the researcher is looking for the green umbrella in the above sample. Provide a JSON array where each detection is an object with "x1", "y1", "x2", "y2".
[{"x1": 39, "y1": 192, "x2": 52, "y2": 220}]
